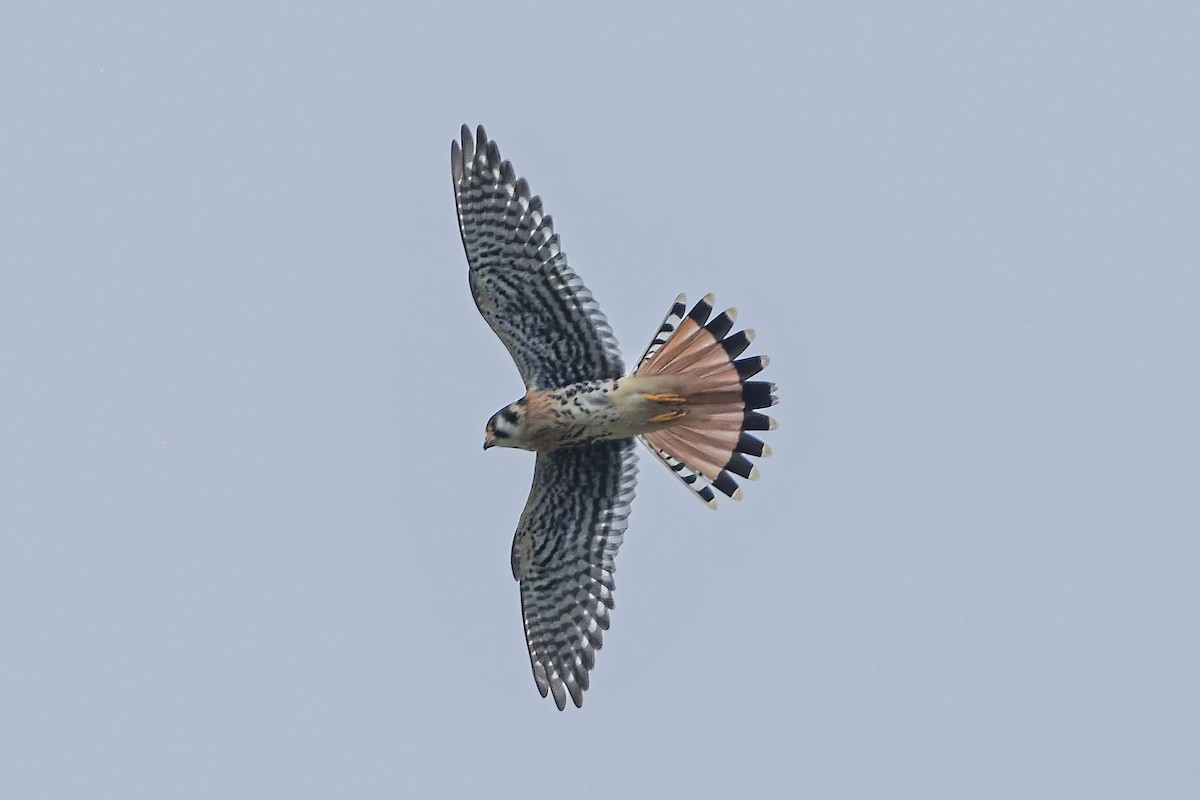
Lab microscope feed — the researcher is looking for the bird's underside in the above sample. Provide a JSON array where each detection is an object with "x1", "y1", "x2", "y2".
[
  {"x1": 452, "y1": 124, "x2": 778, "y2": 709},
  {"x1": 489, "y1": 375, "x2": 727, "y2": 451}
]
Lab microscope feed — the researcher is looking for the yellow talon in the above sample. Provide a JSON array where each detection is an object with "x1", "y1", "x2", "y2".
[
  {"x1": 648, "y1": 410, "x2": 688, "y2": 424},
  {"x1": 641, "y1": 392, "x2": 687, "y2": 404}
]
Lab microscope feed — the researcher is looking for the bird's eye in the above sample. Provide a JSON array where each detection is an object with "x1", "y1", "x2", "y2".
[{"x1": 501, "y1": 408, "x2": 520, "y2": 425}]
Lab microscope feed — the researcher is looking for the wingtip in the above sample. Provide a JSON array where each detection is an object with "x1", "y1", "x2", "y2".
[{"x1": 460, "y1": 124, "x2": 474, "y2": 159}]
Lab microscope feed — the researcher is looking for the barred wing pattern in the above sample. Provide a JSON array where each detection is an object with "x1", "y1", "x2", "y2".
[
  {"x1": 510, "y1": 439, "x2": 638, "y2": 709},
  {"x1": 451, "y1": 125, "x2": 624, "y2": 389}
]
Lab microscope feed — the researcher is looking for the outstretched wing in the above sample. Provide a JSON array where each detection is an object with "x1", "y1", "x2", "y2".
[
  {"x1": 451, "y1": 124, "x2": 624, "y2": 390},
  {"x1": 509, "y1": 439, "x2": 638, "y2": 709}
]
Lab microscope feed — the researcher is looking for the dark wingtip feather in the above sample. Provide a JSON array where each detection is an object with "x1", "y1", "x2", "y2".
[
  {"x1": 532, "y1": 661, "x2": 550, "y2": 698},
  {"x1": 455, "y1": 125, "x2": 476, "y2": 182}
]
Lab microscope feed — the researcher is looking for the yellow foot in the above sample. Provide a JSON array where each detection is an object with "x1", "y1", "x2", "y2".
[
  {"x1": 641, "y1": 392, "x2": 687, "y2": 405},
  {"x1": 648, "y1": 410, "x2": 688, "y2": 424}
]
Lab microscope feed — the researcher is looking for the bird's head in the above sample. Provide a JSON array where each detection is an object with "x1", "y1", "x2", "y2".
[{"x1": 484, "y1": 397, "x2": 530, "y2": 450}]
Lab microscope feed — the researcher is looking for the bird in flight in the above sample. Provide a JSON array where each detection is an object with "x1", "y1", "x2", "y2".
[{"x1": 451, "y1": 125, "x2": 778, "y2": 709}]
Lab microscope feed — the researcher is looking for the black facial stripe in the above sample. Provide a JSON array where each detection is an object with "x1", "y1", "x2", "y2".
[{"x1": 501, "y1": 408, "x2": 520, "y2": 424}]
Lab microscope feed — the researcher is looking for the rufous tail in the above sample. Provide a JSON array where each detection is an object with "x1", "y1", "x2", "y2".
[{"x1": 634, "y1": 293, "x2": 777, "y2": 508}]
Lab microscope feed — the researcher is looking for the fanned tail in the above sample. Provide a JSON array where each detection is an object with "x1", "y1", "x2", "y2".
[{"x1": 635, "y1": 294, "x2": 778, "y2": 508}]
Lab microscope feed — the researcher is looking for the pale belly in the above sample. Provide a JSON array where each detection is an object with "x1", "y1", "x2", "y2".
[{"x1": 523, "y1": 376, "x2": 685, "y2": 451}]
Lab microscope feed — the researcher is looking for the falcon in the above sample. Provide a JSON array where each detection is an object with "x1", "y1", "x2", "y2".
[{"x1": 451, "y1": 125, "x2": 778, "y2": 709}]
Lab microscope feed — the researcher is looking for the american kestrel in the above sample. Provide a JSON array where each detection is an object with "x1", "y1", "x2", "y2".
[{"x1": 451, "y1": 125, "x2": 778, "y2": 709}]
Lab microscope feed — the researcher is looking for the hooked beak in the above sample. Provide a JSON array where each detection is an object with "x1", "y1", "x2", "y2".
[{"x1": 483, "y1": 435, "x2": 494, "y2": 450}]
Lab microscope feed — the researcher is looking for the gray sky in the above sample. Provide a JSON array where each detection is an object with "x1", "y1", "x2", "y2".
[{"x1": 2, "y1": 2, "x2": 1197, "y2": 798}]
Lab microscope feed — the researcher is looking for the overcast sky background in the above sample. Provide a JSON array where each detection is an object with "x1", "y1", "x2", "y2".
[{"x1": 2, "y1": 2, "x2": 1198, "y2": 798}]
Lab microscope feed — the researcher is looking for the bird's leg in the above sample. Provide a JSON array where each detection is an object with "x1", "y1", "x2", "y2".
[
  {"x1": 642, "y1": 393, "x2": 688, "y2": 424},
  {"x1": 641, "y1": 393, "x2": 687, "y2": 404}
]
